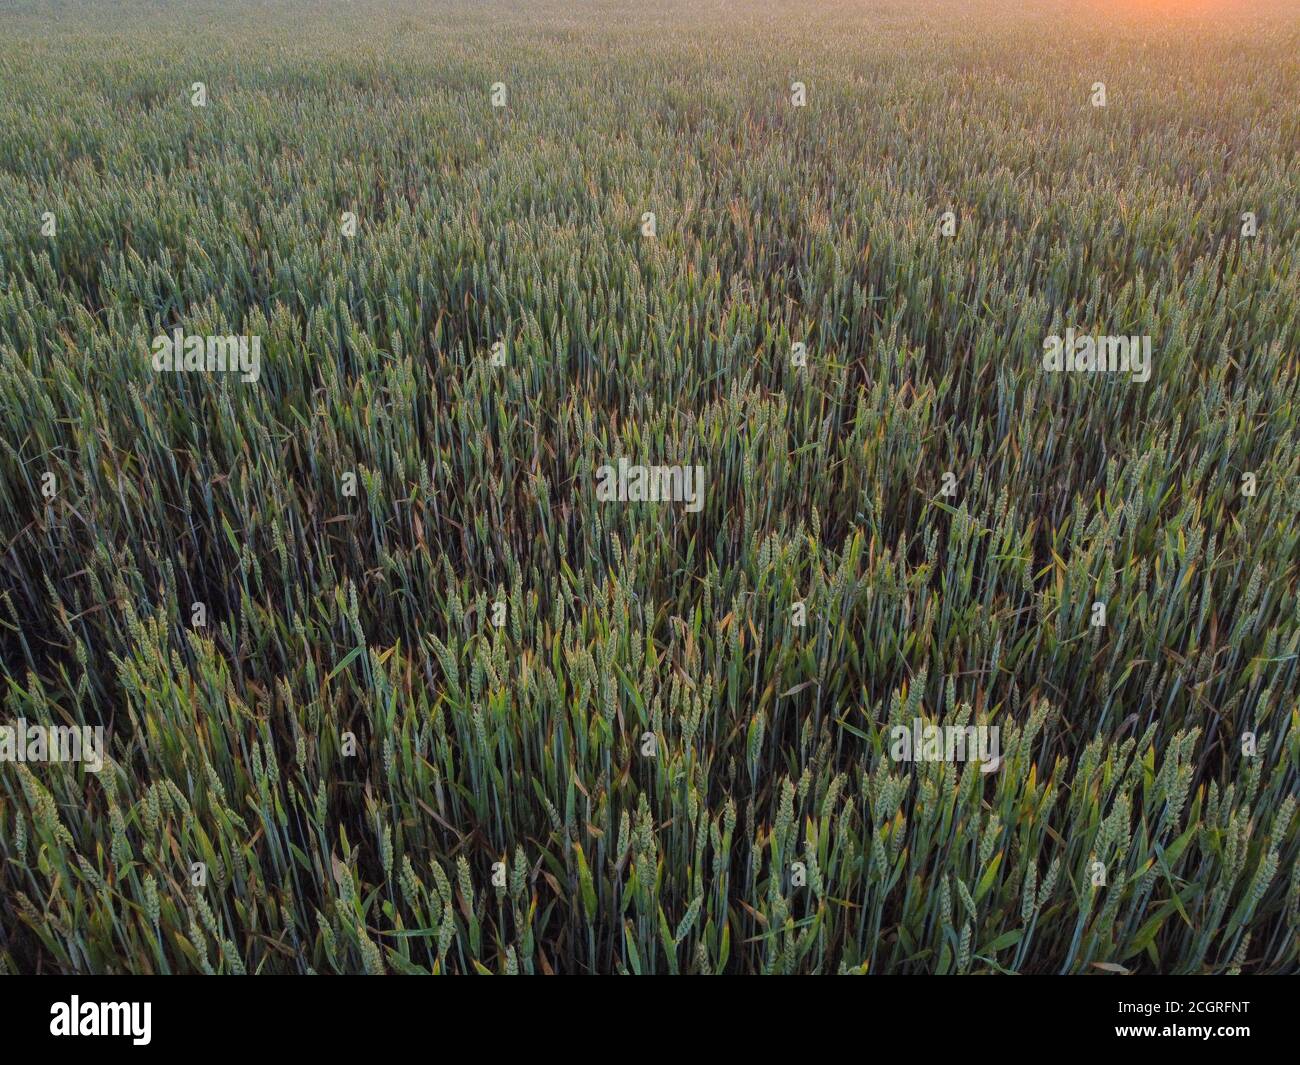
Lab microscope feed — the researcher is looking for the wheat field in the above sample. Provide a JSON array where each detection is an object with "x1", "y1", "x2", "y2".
[{"x1": 0, "y1": 0, "x2": 1297, "y2": 975}]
